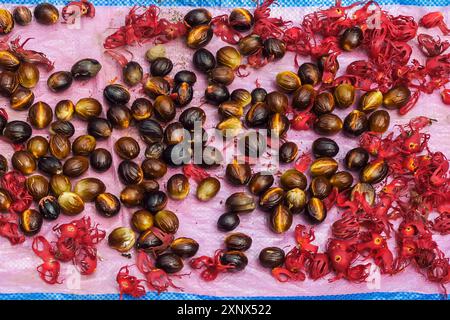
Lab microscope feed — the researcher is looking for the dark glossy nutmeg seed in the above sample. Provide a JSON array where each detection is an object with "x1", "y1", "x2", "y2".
[
  {"x1": 28, "y1": 101, "x2": 53, "y2": 129},
  {"x1": 310, "y1": 157, "x2": 338, "y2": 177},
  {"x1": 10, "y1": 87, "x2": 34, "y2": 110},
  {"x1": 297, "y1": 63, "x2": 321, "y2": 86},
  {"x1": 108, "y1": 227, "x2": 136, "y2": 252},
  {"x1": 360, "y1": 159, "x2": 389, "y2": 184},
  {"x1": 220, "y1": 251, "x2": 248, "y2": 271},
  {"x1": 58, "y1": 191, "x2": 85, "y2": 215},
  {"x1": 226, "y1": 161, "x2": 252, "y2": 185},
  {"x1": 218, "y1": 101, "x2": 243, "y2": 119},
  {"x1": 334, "y1": 83, "x2": 355, "y2": 109},
  {"x1": 13, "y1": 6, "x2": 32, "y2": 26},
  {"x1": 103, "y1": 84, "x2": 130, "y2": 105},
  {"x1": 238, "y1": 34, "x2": 263, "y2": 56},
  {"x1": 312, "y1": 137, "x2": 339, "y2": 158},
  {"x1": 368, "y1": 110, "x2": 390, "y2": 133},
  {"x1": 345, "y1": 147, "x2": 369, "y2": 171},
  {"x1": 251, "y1": 87, "x2": 267, "y2": 103},
  {"x1": 248, "y1": 172, "x2": 274, "y2": 196},
  {"x1": 216, "y1": 46, "x2": 241, "y2": 70},
  {"x1": 340, "y1": 26, "x2": 363, "y2": 51},
  {"x1": 284, "y1": 188, "x2": 307, "y2": 213},
  {"x1": 49, "y1": 174, "x2": 71, "y2": 197},
  {"x1": 310, "y1": 176, "x2": 332, "y2": 199},
  {"x1": 314, "y1": 113, "x2": 343, "y2": 135},
  {"x1": 225, "y1": 192, "x2": 256, "y2": 213},
  {"x1": 186, "y1": 24, "x2": 213, "y2": 49},
  {"x1": 343, "y1": 110, "x2": 368, "y2": 137},
  {"x1": 266, "y1": 91, "x2": 288, "y2": 114},
  {"x1": 245, "y1": 102, "x2": 269, "y2": 127},
  {"x1": 26, "y1": 175, "x2": 49, "y2": 201},
  {"x1": 114, "y1": 137, "x2": 140, "y2": 160},
  {"x1": 172, "y1": 82, "x2": 194, "y2": 107},
  {"x1": 74, "y1": 177, "x2": 106, "y2": 202},
  {"x1": 72, "y1": 135, "x2": 96, "y2": 156},
  {"x1": 259, "y1": 247, "x2": 285, "y2": 268},
  {"x1": 0, "y1": 70, "x2": 18, "y2": 96},
  {"x1": 351, "y1": 182, "x2": 375, "y2": 206},
  {"x1": 90, "y1": 148, "x2": 112, "y2": 172},
  {"x1": 154, "y1": 209, "x2": 179, "y2": 234},
  {"x1": 95, "y1": 193, "x2": 121, "y2": 218},
  {"x1": 143, "y1": 190, "x2": 168, "y2": 213},
  {"x1": 205, "y1": 83, "x2": 230, "y2": 105},
  {"x1": 27, "y1": 136, "x2": 49, "y2": 158},
  {"x1": 47, "y1": 71, "x2": 73, "y2": 92},
  {"x1": 217, "y1": 212, "x2": 240, "y2": 231},
  {"x1": 139, "y1": 180, "x2": 160, "y2": 193},
  {"x1": 141, "y1": 158, "x2": 167, "y2": 180},
  {"x1": 276, "y1": 71, "x2": 301, "y2": 93},
  {"x1": 75, "y1": 98, "x2": 102, "y2": 121},
  {"x1": 179, "y1": 107, "x2": 206, "y2": 130},
  {"x1": 38, "y1": 196, "x2": 60, "y2": 220},
  {"x1": 145, "y1": 143, "x2": 165, "y2": 159},
  {"x1": 0, "y1": 155, "x2": 7, "y2": 177},
  {"x1": 263, "y1": 38, "x2": 286, "y2": 60},
  {"x1": 162, "y1": 144, "x2": 192, "y2": 167},
  {"x1": 18, "y1": 62, "x2": 39, "y2": 88},
  {"x1": 143, "y1": 76, "x2": 170, "y2": 99},
  {"x1": 122, "y1": 61, "x2": 143, "y2": 87},
  {"x1": 118, "y1": 160, "x2": 143, "y2": 185},
  {"x1": 313, "y1": 91, "x2": 335, "y2": 115},
  {"x1": 3, "y1": 120, "x2": 32, "y2": 144},
  {"x1": 279, "y1": 141, "x2": 298, "y2": 163},
  {"x1": 209, "y1": 66, "x2": 235, "y2": 85},
  {"x1": 193, "y1": 48, "x2": 216, "y2": 73},
  {"x1": 55, "y1": 100, "x2": 75, "y2": 121},
  {"x1": 225, "y1": 232, "x2": 252, "y2": 251},
  {"x1": 34, "y1": 3, "x2": 59, "y2": 25},
  {"x1": 12, "y1": 150, "x2": 36, "y2": 175},
  {"x1": 230, "y1": 88, "x2": 252, "y2": 107},
  {"x1": 87, "y1": 117, "x2": 113, "y2": 140},
  {"x1": 359, "y1": 90, "x2": 383, "y2": 113},
  {"x1": 171, "y1": 237, "x2": 199, "y2": 258},
  {"x1": 174, "y1": 70, "x2": 197, "y2": 86},
  {"x1": 49, "y1": 134, "x2": 71, "y2": 160},
  {"x1": 150, "y1": 57, "x2": 173, "y2": 77},
  {"x1": 167, "y1": 174, "x2": 190, "y2": 200},
  {"x1": 280, "y1": 169, "x2": 307, "y2": 190},
  {"x1": 19, "y1": 209, "x2": 43, "y2": 236},
  {"x1": 139, "y1": 119, "x2": 163, "y2": 144},
  {"x1": 49, "y1": 120, "x2": 75, "y2": 138},
  {"x1": 259, "y1": 187, "x2": 285, "y2": 211},
  {"x1": 383, "y1": 85, "x2": 411, "y2": 109},
  {"x1": 184, "y1": 8, "x2": 212, "y2": 28},
  {"x1": 71, "y1": 58, "x2": 102, "y2": 80},
  {"x1": 306, "y1": 197, "x2": 327, "y2": 223},
  {"x1": 63, "y1": 156, "x2": 89, "y2": 177},
  {"x1": 0, "y1": 50, "x2": 19, "y2": 70},
  {"x1": 154, "y1": 95, "x2": 176, "y2": 123},
  {"x1": 0, "y1": 188, "x2": 12, "y2": 212},
  {"x1": 156, "y1": 253, "x2": 184, "y2": 274},
  {"x1": 120, "y1": 185, "x2": 144, "y2": 207},
  {"x1": 239, "y1": 131, "x2": 267, "y2": 158},
  {"x1": 292, "y1": 84, "x2": 316, "y2": 110},
  {"x1": 37, "y1": 156, "x2": 62, "y2": 176},
  {"x1": 136, "y1": 228, "x2": 165, "y2": 253},
  {"x1": 229, "y1": 8, "x2": 254, "y2": 31},
  {"x1": 107, "y1": 105, "x2": 131, "y2": 129},
  {"x1": 131, "y1": 209, "x2": 154, "y2": 232},
  {"x1": 131, "y1": 98, "x2": 153, "y2": 121},
  {"x1": 270, "y1": 205, "x2": 293, "y2": 234},
  {"x1": 196, "y1": 177, "x2": 221, "y2": 201},
  {"x1": 330, "y1": 171, "x2": 354, "y2": 192},
  {"x1": 268, "y1": 113, "x2": 290, "y2": 137}
]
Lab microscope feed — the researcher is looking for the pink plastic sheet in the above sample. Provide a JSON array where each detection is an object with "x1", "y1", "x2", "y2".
[{"x1": 0, "y1": 4, "x2": 449, "y2": 298}]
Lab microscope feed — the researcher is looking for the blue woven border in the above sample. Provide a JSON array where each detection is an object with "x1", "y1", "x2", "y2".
[
  {"x1": 1, "y1": 0, "x2": 450, "y2": 7},
  {"x1": 0, "y1": 291, "x2": 446, "y2": 300}
]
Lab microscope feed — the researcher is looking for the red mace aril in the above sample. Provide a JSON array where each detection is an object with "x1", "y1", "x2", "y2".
[
  {"x1": 0, "y1": 171, "x2": 32, "y2": 214},
  {"x1": 0, "y1": 215, "x2": 25, "y2": 245},
  {"x1": 441, "y1": 89, "x2": 450, "y2": 105},
  {"x1": 417, "y1": 34, "x2": 450, "y2": 57},
  {"x1": 432, "y1": 213, "x2": 450, "y2": 235},
  {"x1": 32, "y1": 236, "x2": 62, "y2": 285},
  {"x1": 291, "y1": 111, "x2": 316, "y2": 131},
  {"x1": 309, "y1": 253, "x2": 330, "y2": 280},
  {"x1": 62, "y1": 0, "x2": 95, "y2": 23},
  {"x1": 182, "y1": 164, "x2": 210, "y2": 183},
  {"x1": 116, "y1": 266, "x2": 147, "y2": 299},
  {"x1": 332, "y1": 214, "x2": 360, "y2": 240},
  {"x1": 190, "y1": 249, "x2": 235, "y2": 281},
  {"x1": 253, "y1": 0, "x2": 291, "y2": 40},
  {"x1": 211, "y1": 15, "x2": 242, "y2": 45},
  {"x1": 103, "y1": 5, "x2": 187, "y2": 49},
  {"x1": 295, "y1": 225, "x2": 318, "y2": 253},
  {"x1": 136, "y1": 251, "x2": 185, "y2": 293},
  {"x1": 9, "y1": 37, "x2": 54, "y2": 71},
  {"x1": 294, "y1": 152, "x2": 312, "y2": 173},
  {"x1": 419, "y1": 12, "x2": 450, "y2": 36}
]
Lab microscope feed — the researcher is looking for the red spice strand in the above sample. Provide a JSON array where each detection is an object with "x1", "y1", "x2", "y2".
[
  {"x1": 294, "y1": 152, "x2": 312, "y2": 173},
  {"x1": 116, "y1": 266, "x2": 147, "y2": 299},
  {"x1": 290, "y1": 111, "x2": 315, "y2": 131},
  {"x1": 271, "y1": 267, "x2": 306, "y2": 282},
  {"x1": 104, "y1": 49, "x2": 130, "y2": 67},
  {"x1": 442, "y1": 89, "x2": 450, "y2": 105},
  {"x1": 418, "y1": 34, "x2": 450, "y2": 57},
  {"x1": 182, "y1": 164, "x2": 210, "y2": 183},
  {"x1": 0, "y1": 219, "x2": 25, "y2": 245},
  {"x1": 210, "y1": 15, "x2": 242, "y2": 45},
  {"x1": 32, "y1": 236, "x2": 62, "y2": 285},
  {"x1": 190, "y1": 250, "x2": 235, "y2": 281},
  {"x1": 309, "y1": 253, "x2": 330, "y2": 280},
  {"x1": 73, "y1": 246, "x2": 98, "y2": 275},
  {"x1": 420, "y1": 12, "x2": 450, "y2": 36},
  {"x1": 332, "y1": 214, "x2": 360, "y2": 240},
  {"x1": 0, "y1": 171, "x2": 32, "y2": 214},
  {"x1": 294, "y1": 225, "x2": 318, "y2": 254},
  {"x1": 253, "y1": 0, "x2": 292, "y2": 40},
  {"x1": 9, "y1": 37, "x2": 54, "y2": 71}
]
